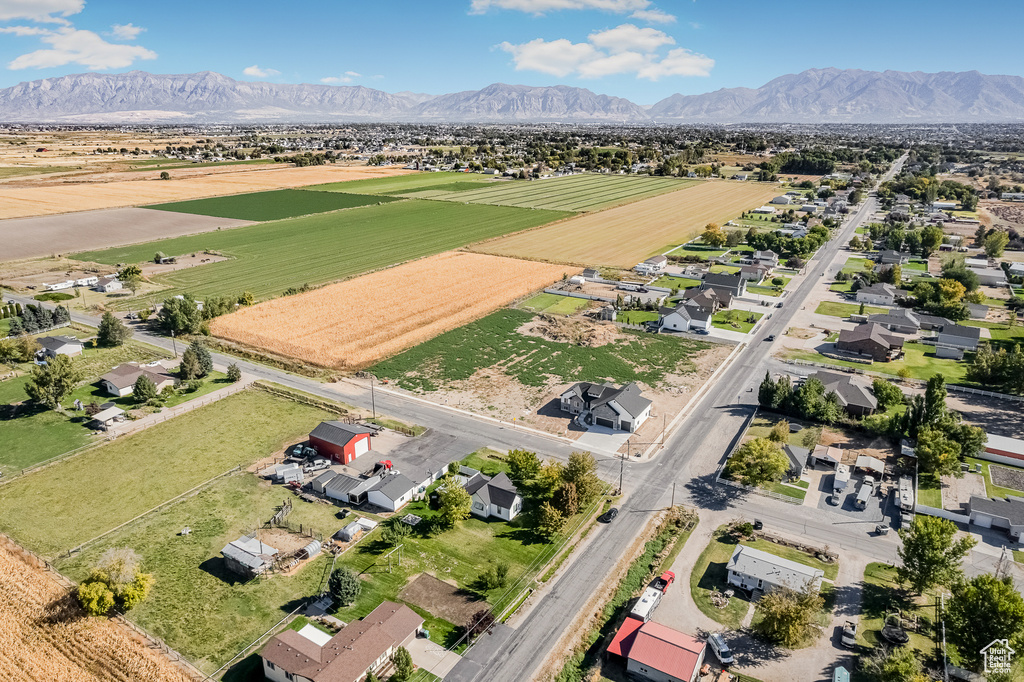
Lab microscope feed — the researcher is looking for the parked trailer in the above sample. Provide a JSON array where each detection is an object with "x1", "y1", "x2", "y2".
[
  {"x1": 628, "y1": 587, "x2": 663, "y2": 622},
  {"x1": 855, "y1": 481, "x2": 873, "y2": 509}
]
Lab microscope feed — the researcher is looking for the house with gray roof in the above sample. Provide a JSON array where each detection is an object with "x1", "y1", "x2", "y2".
[
  {"x1": 726, "y1": 545, "x2": 823, "y2": 594},
  {"x1": 560, "y1": 382, "x2": 652, "y2": 432},
  {"x1": 366, "y1": 473, "x2": 416, "y2": 512},
  {"x1": 866, "y1": 308, "x2": 950, "y2": 335},
  {"x1": 967, "y1": 303, "x2": 990, "y2": 320},
  {"x1": 701, "y1": 273, "x2": 746, "y2": 298},
  {"x1": 221, "y1": 536, "x2": 278, "y2": 578},
  {"x1": 465, "y1": 472, "x2": 523, "y2": 521},
  {"x1": 968, "y1": 496, "x2": 1024, "y2": 542},
  {"x1": 877, "y1": 250, "x2": 909, "y2": 265},
  {"x1": 36, "y1": 335, "x2": 84, "y2": 359},
  {"x1": 836, "y1": 323, "x2": 905, "y2": 362},
  {"x1": 856, "y1": 283, "x2": 899, "y2": 307},
  {"x1": 100, "y1": 362, "x2": 176, "y2": 397},
  {"x1": 808, "y1": 370, "x2": 879, "y2": 416},
  {"x1": 934, "y1": 324, "x2": 982, "y2": 359},
  {"x1": 682, "y1": 286, "x2": 731, "y2": 311},
  {"x1": 324, "y1": 472, "x2": 382, "y2": 505},
  {"x1": 657, "y1": 302, "x2": 713, "y2": 333}
]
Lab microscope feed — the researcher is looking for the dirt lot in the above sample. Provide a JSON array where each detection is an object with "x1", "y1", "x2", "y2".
[
  {"x1": 471, "y1": 181, "x2": 780, "y2": 267},
  {"x1": 398, "y1": 572, "x2": 485, "y2": 625},
  {"x1": 982, "y1": 200, "x2": 1024, "y2": 232},
  {"x1": 989, "y1": 465, "x2": 1024, "y2": 493},
  {"x1": 0, "y1": 537, "x2": 195, "y2": 682},
  {"x1": 0, "y1": 207, "x2": 254, "y2": 262},
  {"x1": 0, "y1": 165, "x2": 412, "y2": 219},
  {"x1": 939, "y1": 472, "x2": 986, "y2": 511}
]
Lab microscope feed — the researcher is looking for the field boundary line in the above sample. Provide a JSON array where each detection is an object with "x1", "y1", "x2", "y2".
[{"x1": 63, "y1": 465, "x2": 243, "y2": 559}]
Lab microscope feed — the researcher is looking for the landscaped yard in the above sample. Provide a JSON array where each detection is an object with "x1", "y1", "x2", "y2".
[
  {"x1": 520, "y1": 293, "x2": 591, "y2": 315},
  {"x1": 712, "y1": 310, "x2": 763, "y2": 333},
  {"x1": 747, "y1": 276, "x2": 791, "y2": 297},
  {"x1": 781, "y1": 342, "x2": 969, "y2": 383},
  {"x1": 0, "y1": 389, "x2": 336, "y2": 557},
  {"x1": 857, "y1": 563, "x2": 940, "y2": 661},
  {"x1": 963, "y1": 320, "x2": 1024, "y2": 351},
  {"x1": 746, "y1": 416, "x2": 820, "y2": 450},
  {"x1": 814, "y1": 301, "x2": 889, "y2": 318},
  {"x1": 617, "y1": 310, "x2": 659, "y2": 325},
  {"x1": 964, "y1": 457, "x2": 1024, "y2": 499},
  {"x1": 650, "y1": 275, "x2": 701, "y2": 290},
  {"x1": 917, "y1": 474, "x2": 942, "y2": 508}
]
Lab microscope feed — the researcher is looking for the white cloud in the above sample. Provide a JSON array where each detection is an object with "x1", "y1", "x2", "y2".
[
  {"x1": 630, "y1": 8, "x2": 675, "y2": 23},
  {"x1": 7, "y1": 27, "x2": 156, "y2": 70},
  {"x1": 471, "y1": 0, "x2": 650, "y2": 15},
  {"x1": 0, "y1": 0, "x2": 83, "y2": 23},
  {"x1": 689, "y1": 21, "x2": 702, "y2": 29},
  {"x1": 243, "y1": 65, "x2": 279, "y2": 78},
  {"x1": 110, "y1": 23, "x2": 144, "y2": 40},
  {"x1": 0, "y1": 25, "x2": 50, "y2": 36},
  {"x1": 500, "y1": 27, "x2": 712, "y2": 80},
  {"x1": 588, "y1": 24, "x2": 674, "y2": 53},
  {"x1": 321, "y1": 71, "x2": 362, "y2": 84}
]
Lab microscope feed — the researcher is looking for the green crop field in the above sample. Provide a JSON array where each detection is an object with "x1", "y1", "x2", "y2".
[
  {"x1": 520, "y1": 293, "x2": 591, "y2": 315},
  {"x1": 372, "y1": 309, "x2": 712, "y2": 392},
  {"x1": 0, "y1": 390, "x2": 335, "y2": 557},
  {"x1": 405, "y1": 174, "x2": 699, "y2": 213},
  {"x1": 75, "y1": 200, "x2": 567, "y2": 301},
  {"x1": 308, "y1": 171, "x2": 491, "y2": 195},
  {"x1": 147, "y1": 189, "x2": 396, "y2": 222}
]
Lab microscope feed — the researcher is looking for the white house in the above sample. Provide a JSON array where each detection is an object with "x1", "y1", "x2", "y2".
[
  {"x1": 657, "y1": 302, "x2": 713, "y2": 332},
  {"x1": 560, "y1": 382, "x2": 652, "y2": 433},
  {"x1": 634, "y1": 255, "x2": 668, "y2": 275},
  {"x1": 99, "y1": 362, "x2": 176, "y2": 397},
  {"x1": 770, "y1": 195, "x2": 792, "y2": 205},
  {"x1": 752, "y1": 250, "x2": 779, "y2": 267},
  {"x1": 856, "y1": 283, "x2": 899, "y2": 306},
  {"x1": 365, "y1": 473, "x2": 416, "y2": 512},
  {"x1": 36, "y1": 335, "x2": 84, "y2": 359},
  {"x1": 94, "y1": 275, "x2": 122, "y2": 292},
  {"x1": 465, "y1": 472, "x2": 523, "y2": 521},
  {"x1": 726, "y1": 545, "x2": 824, "y2": 593}
]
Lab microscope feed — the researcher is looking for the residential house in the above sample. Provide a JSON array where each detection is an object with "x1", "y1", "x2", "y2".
[
  {"x1": 856, "y1": 283, "x2": 899, "y2": 306},
  {"x1": 752, "y1": 250, "x2": 779, "y2": 267},
  {"x1": 582, "y1": 267, "x2": 600, "y2": 279},
  {"x1": 867, "y1": 308, "x2": 950, "y2": 334},
  {"x1": 782, "y1": 444, "x2": 809, "y2": 478},
  {"x1": 808, "y1": 371, "x2": 879, "y2": 416},
  {"x1": 680, "y1": 287, "x2": 730, "y2": 311},
  {"x1": 967, "y1": 496, "x2": 1024, "y2": 542},
  {"x1": 309, "y1": 421, "x2": 376, "y2": 464},
  {"x1": 800, "y1": 204, "x2": 819, "y2": 213},
  {"x1": 635, "y1": 255, "x2": 668, "y2": 275},
  {"x1": 465, "y1": 472, "x2": 523, "y2": 521},
  {"x1": 365, "y1": 473, "x2": 416, "y2": 512},
  {"x1": 260, "y1": 601, "x2": 422, "y2": 682},
  {"x1": 94, "y1": 275, "x2": 122, "y2": 292},
  {"x1": 560, "y1": 382, "x2": 652, "y2": 432},
  {"x1": 324, "y1": 472, "x2": 382, "y2": 505},
  {"x1": 877, "y1": 250, "x2": 909, "y2": 265},
  {"x1": 752, "y1": 206, "x2": 777, "y2": 215},
  {"x1": 700, "y1": 272, "x2": 746, "y2": 299},
  {"x1": 934, "y1": 324, "x2": 982, "y2": 359},
  {"x1": 726, "y1": 545, "x2": 824, "y2": 593},
  {"x1": 971, "y1": 267, "x2": 1008, "y2": 286},
  {"x1": 657, "y1": 303, "x2": 713, "y2": 333},
  {"x1": 738, "y1": 264, "x2": 770, "y2": 283},
  {"x1": 221, "y1": 536, "x2": 278, "y2": 578},
  {"x1": 836, "y1": 323, "x2": 905, "y2": 362},
  {"x1": 36, "y1": 335, "x2": 84, "y2": 359},
  {"x1": 99, "y1": 362, "x2": 176, "y2": 397},
  {"x1": 608, "y1": 619, "x2": 707, "y2": 682},
  {"x1": 967, "y1": 303, "x2": 990, "y2": 320}
]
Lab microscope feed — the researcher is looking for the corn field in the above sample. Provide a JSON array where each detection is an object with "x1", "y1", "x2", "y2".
[
  {"x1": 0, "y1": 541, "x2": 194, "y2": 682},
  {"x1": 210, "y1": 251, "x2": 576, "y2": 370}
]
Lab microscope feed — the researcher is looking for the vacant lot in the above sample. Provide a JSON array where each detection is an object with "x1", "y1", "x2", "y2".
[
  {"x1": 211, "y1": 252, "x2": 574, "y2": 369},
  {"x1": 75, "y1": 200, "x2": 567, "y2": 301},
  {"x1": 0, "y1": 207, "x2": 255, "y2": 262},
  {"x1": 0, "y1": 390, "x2": 334, "y2": 557},
  {"x1": 148, "y1": 189, "x2": 395, "y2": 222},
  {"x1": 472, "y1": 181, "x2": 780, "y2": 266},
  {"x1": 0, "y1": 165, "x2": 413, "y2": 219},
  {"x1": 410, "y1": 174, "x2": 698, "y2": 212},
  {"x1": 520, "y1": 292, "x2": 592, "y2": 315},
  {"x1": 0, "y1": 539, "x2": 194, "y2": 682}
]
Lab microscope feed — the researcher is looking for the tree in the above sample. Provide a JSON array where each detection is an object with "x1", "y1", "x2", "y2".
[
  {"x1": 97, "y1": 311, "x2": 132, "y2": 347},
  {"x1": 118, "y1": 264, "x2": 142, "y2": 281},
  {"x1": 923, "y1": 374, "x2": 947, "y2": 424},
  {"x1": 754, "y1": 584, "x2": 824, "y2": 648},
  {"x1": 159, "y1": 171, "x2": 170, "y2": 180},
  {"x1": 897, "y1": 516, "x2": 976, "y2": 594},
  {"x1": 78, "y1": 548, "x2": 154, "y2": 614},
  {"x1": 535, "y1": 460, "x2": 565, "y2": 498},
  {"x1": 133, "y1": 374, "x2": 158, "y2": 404},
  {"x1": 872, "y1": 378, "x2": 904, "y2": 409},
  {"x1": 702, "y1": 223, "x2": 727, "y2": 248},
  {"x1": 25, "y1": 354, "x2": 84, "y2": 409},
  {"x1": 984, "y1": 230, "x2": 1010, "y2": 258},
  {"x1": 179, "y1": 347, "x2": 203, "y2": 380},
  {"x1": 159, "y1": 293, "x2": 203, "y2": 334},
  {"x1": 391, "y1": 646, "x2": 414, "y2": 682},
  {"x1": 767, "y1": 419, "x2": 790, "y2": 443},
  {"x1": 0, "y1": 335, "x2": 38, "y2": 364},
  {"x1": 537, "y1": 501, "x2": 566, "y2": 539},
  {"x1": 328, "y1": 566, "x2": 361, "y2": 606},
  {"x1": 916, "y1": 426, "x2": 963, "y2": 477},
  {"x1": 187, "y1": 340, "x2": 212, "y2": 377},
  {"x1": 480, "y1": 561, "x2": 510, "y2": 590},
  {"x1": 563, "y1": 451, "x2": 602, "y2": 508},
  {"x1": 465, "y1": 608, "x2": 496, "y2": 639},
  {"x1": 78, "y1": 580, "x2": 116, "y2": 616},
  {"x1": 380, "y1": 518, "x2": 411, "y2": 547},
  {"x1": 920, "y1": 225, "x2": 944, "y2": 256},
  {"x1": 226, "y1": 363, "x2": 242, "y2": 382},
  {"x1": 862, "y1": 645, "x2": 927, "y2": 682},
  {"x1": 239, "y1": 290, "x2": 255, "y2": 306},
  {"x1": 552, "y1": 482, "x2": 580, "y2": 516},
  {"x1": 436, "y1": 475, "x2": 472, "y2": 529},
  {"x1": 725, "y1": 437, "x2": 789, "y2": 487},
  {"x1": 937, "y1": 278, "x2": 967, "y2": 303},
  {"x1": 946, "y1": 574, "x2": 1024, "y2": 670},
  {"x1": 507, "y1": 449, "x2": 541, "y2": 482}
]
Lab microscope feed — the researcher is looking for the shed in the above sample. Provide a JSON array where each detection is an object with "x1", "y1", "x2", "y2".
[
  {"x1": 309, "y1": 421, "x2": 375, "y2": 464},
  {"x1": 311, "y1": 470, "x2": 338, "y2": 494},
  {"x1": 855, "y1": 455, "x2": 885, "y2": 476},
  {"x1": 336, "y1": 521, "x2": 363, "y2": 543},
  {"x1": 90, "y1": 406, "x2": 125, "y2": 431},
  {"x1": 297, "y1": 540, "x2": 321, "y2": 560},
  {"x1": 221, "y1": 536, "x2": 278, "y2": 577}
]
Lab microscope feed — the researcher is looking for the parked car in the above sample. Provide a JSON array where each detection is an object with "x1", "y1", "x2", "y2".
[
  {"x1": 753, "y1": 519, "x2": 763, "y2": 530},
  {"x1": 695, "y1": 328, "x2": 710, "y2": 335},
  {"x1": 304, "y1": 458, "x2": 331, "y2": 473},
  {"x1": 776, "y1": 302, "x2": 783, "y2": 308},
  {"x1": 652, "y1": 571, "x2": 675, "y2": 593},
  {"x1": 841, "y1": 620, "x2": 857, "y2": 647},
  {"x1": 766, "y1": 334, "x2": 776, "y2": 341},
  {"x1": 600, "y1": 507, "x2": 619, "y2": 523},
  {"x1": 707, "y1": 632, "x2": 735, "y2": 665},
  {"x1": 874, "y1": 524, "x2": 890, "y2": 536}
]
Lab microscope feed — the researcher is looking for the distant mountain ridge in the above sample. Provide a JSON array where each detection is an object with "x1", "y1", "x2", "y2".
[{"x1": 2, "y1": 68, "x2": 1023, "y2": 123}]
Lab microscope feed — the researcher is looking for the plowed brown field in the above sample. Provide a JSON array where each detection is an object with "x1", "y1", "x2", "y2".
[
  {"x1": 0, "y1": 165, "x2": 411, "y2": 219},
  {"x1": 471, "y1": 181, "x2": 780, "y2": 267},
  {"x1": 0, "y1": 538, "x2": 194, "y2": 682},
  {"x1": 210, "y1": 251, "x2": 577, "y2": 370}
]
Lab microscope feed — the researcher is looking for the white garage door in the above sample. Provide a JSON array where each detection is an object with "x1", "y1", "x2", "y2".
[
  {"x1": 973, "y1": 513, "x2": 993, "y2": 529},
  {"x1": 354, "y1": 436, "x2": 370, "y2": 457}
]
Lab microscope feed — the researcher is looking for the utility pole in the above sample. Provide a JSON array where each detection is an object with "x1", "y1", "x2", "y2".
[
  {"x1": 170, "y1": 330, "x2": 178, "y2": 357},
  {"x1": 618, "y1": 441, "x2": 630, "y2": 495},
  {"x1": 369, "y1": 374, "x2": 376, "y2": 419}
]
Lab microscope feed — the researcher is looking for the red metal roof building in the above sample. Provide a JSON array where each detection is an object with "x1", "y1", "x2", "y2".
[{"x1": 608, "y1": 619, "x2": 706, "y2": 682}]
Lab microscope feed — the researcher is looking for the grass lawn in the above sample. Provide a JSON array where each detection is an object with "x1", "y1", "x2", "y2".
[
  {"x1": 0, "y1": 389, "x2": 336, "y2": 557},
  {"x1": 917, "y1": 474, "x2": 942, "y2": 508},
  {"x1": 520, "y1": 293, "x2": 591, "y2": 315},
  {"x1": 650, "y1": 275, "x2": 701, "y2": 290},
  {"x1": 689, "y1": 529, "x2": 754, "y2": 629},
  {"x1": 617, "y1": 311, "x2": 659, "y2": 325},
  {"x1": 709, "y1": 264, "x2": 741, "y2": 275},
  {"x1": 768, "y1": 482, "x2": 807, "y2": 501},
  {"x1": 75, "y1": 200, "x2": 567, "y2": 302},
  {"x1": 147, "y1": 189, "x2": 396, "y2": 222},
  {"x1": 829, "y1": 281, "x2": 855, "y2": 293},
  {"x1": 841, "y1": 257, "x2": 872, "y2": 274},
  {"x1": 741, "y1": 538, "x2": 838, "y2": 580},
  {"x1": 372, "y1": 309, "x2": 712, "y2": 392},
  {"x1": 902, "y1": 260, "x2": 928, "y2": 272},
  {"x1": 747, "y1": 282, "x2": 786, "y2": 297},
  {"x1": 711, "y1": 310, "x2": 762, "y2": 334},
  {"x1": 963, "y1": 320, "x2": 1024, "y2": 351},
  {"x1": 857, "y1": 563, "x2": 940, "y2": 659},
  {"x1": 782, "y1": 342, "x2": 969, "y2": 383},
  {"x1": 671, "y1": 244, "x2": 729, "y2": 259},
  {"x1": 746, "y1": 416, "x2": 820, "y2": 449},
  {"x1": 814, "y1": 301, "x2": 889, "y2": 318}
]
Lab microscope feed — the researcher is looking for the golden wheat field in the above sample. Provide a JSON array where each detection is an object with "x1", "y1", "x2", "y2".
[
  {"x1": 0, "y1": 165, "x2": 412, "y2": 219},
  {"x1": 0, "y1": 539, "x2": 193, "y2": 682},
  {"x1": 210, "y1": 251, "x2": 577, "y2": 369},
  {"x1": 472, "y1": 181, "x2": 781, "y2": 267}
]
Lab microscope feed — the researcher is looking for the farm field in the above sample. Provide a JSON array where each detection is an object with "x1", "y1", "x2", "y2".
[
  {"x1": 210, "y1": 252, "x2": 575, "y2": 370},
  {"x1": 520, "y1": 292, "x2": 592, "y2": 315},
  {"x1": 0, "y1": 539, "x2": 194, "y2": 682},
  {"x1": 75, "y1": 200, "x2": 568, "y2": 301},
  {"x1": 0, "y1": 207, "x2": 255, "y2": 262},
  {"x1": 308, "y1": 171, "x2": 490, "y2": 195},
  {"x1": 405, "y1": 174, "x2": 699, "y2": 212},
  {"x1": 372, "y1": 308, "x2": 712, "y2": 392},
  {"x1": 472, "y1": 181, "x2": 780, "y2": 267},
  {"x1": 0, "y1": 389, "x2": 335, "y2": 557},
  {"x1": 0, "y1": 165, "x2": 413, "y2": 220},
  {"x1": 147, "y1": 189, "x2": 396, "y2": 222}
]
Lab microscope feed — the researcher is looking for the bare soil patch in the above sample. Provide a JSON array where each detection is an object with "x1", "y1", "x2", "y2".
[
  {"x1": 818, "y1": 428, "x2": 893, "y2": 466},
  {"x1": 989, "y1": 466, "x2": 1024, "y2": 493},
  {"x1": 398, "y1": 572, "x2": 485, "y2": 625},
  {"x1": 785, "y1": 327, "x2": 820, "y2": 340},
  {"x1": 257, "y1": 528, "x2": 312, "y2": 556},
  {"x1": 940, "y1": 472, "x2": 987, "y2": 511},
  {"x1": 517, "y1": 315, "x2": 620, "y2": 347}
]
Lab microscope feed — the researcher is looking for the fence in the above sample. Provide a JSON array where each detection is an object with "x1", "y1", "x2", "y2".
[
  {"x1": 542, "y1": 288, "x2": 613, "y2": 303},
  {"x1": 914, "y1": 503, "x2": 971, "y2": 524},
  {"x1": 717, "y1": 476, "x2": 803, "y2": 505},
  {"x1": 253, "y1": 381, "x2": 352, "y2": 416}
]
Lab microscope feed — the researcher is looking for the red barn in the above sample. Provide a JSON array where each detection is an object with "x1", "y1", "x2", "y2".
[{"x1": 308, "y1": 421, "x2": 375, "y2": 464}]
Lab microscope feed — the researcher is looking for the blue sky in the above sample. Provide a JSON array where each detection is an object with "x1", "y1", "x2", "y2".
[{"x1": 1, "y1": 0, "x2": 1022, "y2": 103}]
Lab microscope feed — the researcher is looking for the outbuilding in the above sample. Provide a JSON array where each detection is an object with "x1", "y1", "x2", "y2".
[{"x1": 309, "y1": 421, "x2": 376, "y2": 464}]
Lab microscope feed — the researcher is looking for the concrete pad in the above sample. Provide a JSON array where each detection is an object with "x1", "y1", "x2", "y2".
[
  {"x1": 406, "y1": 635, "x2": 463, "y2": 678},
  {"x1": 575, "y1": 425, "x2": 632, "y2": 453}
]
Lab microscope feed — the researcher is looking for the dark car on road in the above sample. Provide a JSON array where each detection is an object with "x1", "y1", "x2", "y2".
[{"x1": 600, "y1": 508, "x2": 619, "y2": 523}]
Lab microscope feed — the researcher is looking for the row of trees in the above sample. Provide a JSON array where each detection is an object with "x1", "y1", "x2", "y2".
[
  {"x1": 7, "y1": 303, "x2": 71, "y2": 336},
  {"x1": 967, "y1": 343, "x2": 1024, "y2": 395},
  {"x1": 746, "y1": 224, "x2": 833, "y2": 261}
]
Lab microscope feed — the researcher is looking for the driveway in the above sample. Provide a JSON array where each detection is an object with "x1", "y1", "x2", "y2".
[
  {"x1": 405, "y1": 635, "x2": 462, "y2": 678},
  {"x1": 575, "y1": 425, "x2": 632, "y2": 453}
]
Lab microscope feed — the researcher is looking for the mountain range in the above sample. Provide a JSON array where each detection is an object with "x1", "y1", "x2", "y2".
[{"x1": 2, "y1": 68, "x2": 1024, "y2": 124}]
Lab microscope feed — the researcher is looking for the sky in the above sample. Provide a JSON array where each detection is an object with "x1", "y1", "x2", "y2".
[{"x1": 1, "y1": 0, "x2": 1023, "y2": 104}]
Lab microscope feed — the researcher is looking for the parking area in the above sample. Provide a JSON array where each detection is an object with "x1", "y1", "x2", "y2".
[{"x1": 816, "y1": 470, "x2": 894, "y2": 525}]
